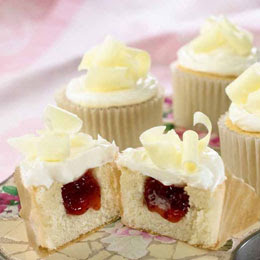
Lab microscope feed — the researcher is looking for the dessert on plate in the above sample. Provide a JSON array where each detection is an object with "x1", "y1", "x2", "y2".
[
  {"x1": 219, "y1": 62, "x2": 260, "y2": 195},
  {"x1": 117, "y1": 112, "x2": 260, "y2": 249},
  {"x1": 171, "y1": 15, "x2": 259, "y2": 133},
  {"x1": 56, "y1": 36, "x2": 163, "y2": 150},
  {"x1": 8, "y1": 105, "x2": 120, "y2": 251}
]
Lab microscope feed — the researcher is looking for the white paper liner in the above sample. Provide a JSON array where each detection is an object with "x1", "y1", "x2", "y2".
[
  {"x1": 55, "y1": 88, "x2": 163, "y2": 150},
  {"x1": 216, "y1": 173, "x2": 260, "y2": 249},
  {"x1": 172, "y1": 63, "x2": 234, "y2": 133},
  {"x1": 218, "y1": 114, "x2": 260, "y2": 195}
]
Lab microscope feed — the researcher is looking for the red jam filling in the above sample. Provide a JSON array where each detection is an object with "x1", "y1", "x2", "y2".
[
  {"x1": 61, "y1": 169, "x2": 101, "y2": 215},
  {"x1": 144, "y1": 177, "x2": 189, "y2": 223}
]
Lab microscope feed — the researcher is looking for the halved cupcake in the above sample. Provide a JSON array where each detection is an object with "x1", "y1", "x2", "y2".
[
  {"x1": 8, "y1": 105, "x2": 120, "y2": 251},
  {"x1": 171, "y1": 15, "x2": 259, "y2": 133},
  {"x1": 117, "y1": 112, "x2": 260, "y2": 249},
  {"x1": 56, "y1": 36, "x2": 163, "y2": 150}
]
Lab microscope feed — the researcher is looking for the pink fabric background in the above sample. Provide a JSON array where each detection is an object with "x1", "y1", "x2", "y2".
[{"x1": 0, "y1": 1, "x2": 260, "y2": 182}]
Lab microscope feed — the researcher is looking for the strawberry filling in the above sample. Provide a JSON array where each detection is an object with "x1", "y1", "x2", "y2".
[
  {"x1": 144, "y1": 177, "x2": 189, "y2": 222},
  {"x1": 61, "y1": 169, "x2": 101, "y2": 215}
]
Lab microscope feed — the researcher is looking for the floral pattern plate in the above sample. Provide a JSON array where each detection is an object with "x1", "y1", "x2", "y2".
[
  {"x1": 0, "y1": 98, "x2": 257, "y2": 260},
  {"x1": 0, "y1": 179, "x2": 233, "y2": 260}
]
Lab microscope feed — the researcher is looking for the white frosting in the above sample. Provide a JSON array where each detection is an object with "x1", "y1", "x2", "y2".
[
  {"x1": 229, "y1": 103, "x2": 260, "y2": 132},
  {"x1": 20, "y1": 137, "x2": 118, "y2": 188},
  {"x1": 66, "y1": 75, "x2": 159, "y2": 108},
  {"x1": 117, "y1": 147, "x2": 225, "y2": 191},
  {"x1": 177, "y1": 45, "x2": 259, "y2": 76}
]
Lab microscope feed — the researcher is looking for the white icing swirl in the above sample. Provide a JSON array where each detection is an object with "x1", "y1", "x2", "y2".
[
  {"x1": 117, "y1": 147, "x2": 225, "y2": 191},
  {"x1": 177, "y1": 45, "x2": 259, "y2": 76},
  {"x1": 66, "y1": 74, "x2": 159, "y2": 108},
  {"x1": 229, "y1": 103, "x2": 260, "y2": 132},
  {"x1": 177, "y1": 16, "x2": 259, "y2": 76},
  {"x1": 20, "y1": 137, "x2": 118, "y2": 188}
]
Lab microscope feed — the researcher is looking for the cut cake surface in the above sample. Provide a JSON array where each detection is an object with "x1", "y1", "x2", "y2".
[
  {"x1": 119, "y1": 167, "x2": 225, "y2": 249},
  {"x1": 15, "y1": 162, "x2": 121, "y2": 250}
]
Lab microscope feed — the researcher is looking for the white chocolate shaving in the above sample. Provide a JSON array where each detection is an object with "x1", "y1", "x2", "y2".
[
  {"x1": 182, "y1": 131, "x2": 199, "y2": 173},
  {"x1": 140, "y1": 112, "x2": 212, "y2": 174},
  {"x1": 37, "y1": 133, "x2": 70, "y2": 162},
  {"x1": 78, "y1": 36, "x2": 150, "y2": 92},
  {"x1": 191, "y1": 15, "x2": 253, "y2": 56},
  {"x1": 193, "y1": 111, "x2": 212, "y2": 152},
  {"x1": 83, "y1": 67, "x2": 135, "y2": 92},
  {"x1": 44, "y1": 105, "x2": 82, "y2": 134},
  {"x1": 70, "y1": 133, "x2": 94, "y2": 148},
  {"x1": 226, "y1": 62, "x2": 260, "y2": 131},
  {"x1": 245, "y1": 88, "x2": 260, "y2": 115},
  {"x1": 8, "y1": 105, "x2": 94, "y2": 162},
  {"x1": 140, "y1": 126, "x2": 182, "y2": 169},
  {"x1": 8, "y1": 134, "x2": 38, "y2": 159},
  {"x1": 226, "y1": 63, "x2": 260, "y2": 105}
]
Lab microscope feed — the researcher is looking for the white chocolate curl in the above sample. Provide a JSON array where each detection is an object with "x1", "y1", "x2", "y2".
[
  {"x1": 8, "y1": 105, "x2": 94, "y2": 162},
  {"x1": 44, "y1": 105, "x2": 82, "y2": 134},
  {"x1": 226, "y1": 63, "x2": 260, "y2": 109},
  {"x1": 191, "y1": 15, "x2": 253, "y2": 56},
  {"x1": 140, "y1": 126, "x2": 182, "y2": 169},
  {"x1": 78, "y1": 36, "x2": 151, "y2": 92},
  {"x1": 182, "y1": 131, "x2": 199, "y2": 173},
  {"x1": 226, "y1": 62, "x2": 260, "y2": 131},
  {"x1": 140, "y1": 112, "x2": 212, "y2": 174},
  {"x1": 194, "y1": 111, "x2": 212, "y2": 152}
]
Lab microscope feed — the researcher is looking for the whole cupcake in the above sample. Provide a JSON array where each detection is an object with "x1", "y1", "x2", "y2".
[
  {"x1": 56, "y1": 36, "x2": 163, "y2": 150},
  {"x1": 218, "y1": 62, "x2": 260, "y2": 195},
  {"x1": 171, "y1": 15, "x2": 259, "y2": 133}
]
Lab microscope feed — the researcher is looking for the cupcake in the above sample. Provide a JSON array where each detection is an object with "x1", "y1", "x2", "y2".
[
  {"x1": 8, "y1": 105, "x2": 120, "y2": 251},
  {"x1": 117, "y1": 112, "x2": 260, "y2": 249},
  {"x1": 56, "y1": 36, "x2": 163, "y2": 150},
  {"x1": 218, "y1": 62, "x2": 260, "y2": 195},
  {"x1": 171, "y1": 15, "x2": 259, "y2": 133}
]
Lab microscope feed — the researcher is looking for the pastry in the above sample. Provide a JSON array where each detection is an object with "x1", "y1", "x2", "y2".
[
  {"x1": 117, "y1": 112, "x2": 260, "y2": 249},
  {"x1": 56, "y1": 36, "x2": 163, "y2": 150},
  {"x1": 8, "y1": 105, "x2": 120, "y2": 250}
]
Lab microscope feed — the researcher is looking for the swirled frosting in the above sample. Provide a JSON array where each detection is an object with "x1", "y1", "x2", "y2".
[
  {"x1": 226, "y1": 62, "x2": 260, "y2": 132},
  {"x1": 8, "y1": 105, "x2": 118, "y2": 188},
  {"x1": 177, "y1": 15, "x2": 259, "y2": 76},
  {"x1": 117, "y1": 112, "x2": 226, "y2": 191},
  {"x1": 66, "y1": 74, "x2": 158, "y2": 107},
  {"x1": 228, "y1": 103, "x2": 260, "y2": 132},
  {"x1": 66, "y1": 36, "x2": 159, "y2": 108}
]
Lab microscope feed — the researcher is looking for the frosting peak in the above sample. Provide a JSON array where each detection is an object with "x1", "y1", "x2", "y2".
[
  {"x1": 118, "y1": 112, "x2": 225, "y2": 190},
  {"x1": 226, "y1": 63, "x2": 260, "y2": 111},
  {"x1": 140, "y1": 112, "x2": 212, "y2": 174},
  {"x1": 8, "y1": 105, "x2": 85, "y2": 162},
  {"x1": 226, "y1": 62, "x2": 260, "y2": 132},
  {"x1": 191, "y1": 15, "x2": 253, "y2": 56},
  {"x1": 78, "y1": 36, "x2": 151, "y2": 92},
  {"x1": 176, "y1": 15, "x2": 259, "y2": 76},
  {"x1": 8, "y1": 105, "x2": 118, "y2": 188}
]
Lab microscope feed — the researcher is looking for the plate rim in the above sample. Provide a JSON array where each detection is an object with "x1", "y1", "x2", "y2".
[{"x1": 231, "y1": 229, "x2": 260, "y2": 260}]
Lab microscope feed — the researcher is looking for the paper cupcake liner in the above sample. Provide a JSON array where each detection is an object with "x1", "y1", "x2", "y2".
[
  {"x1": 218, "y1": 114, "x2": 260, "y2": 195},
  {"x1": 216, "y1": 173, "x2": 260, "y2": 249},
  {"x1": 172, "y1": 63, "x2": 234, "y2": 133},
  {"x1": 55, "y1": 88, "x2": 163, "y2": 150}
]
